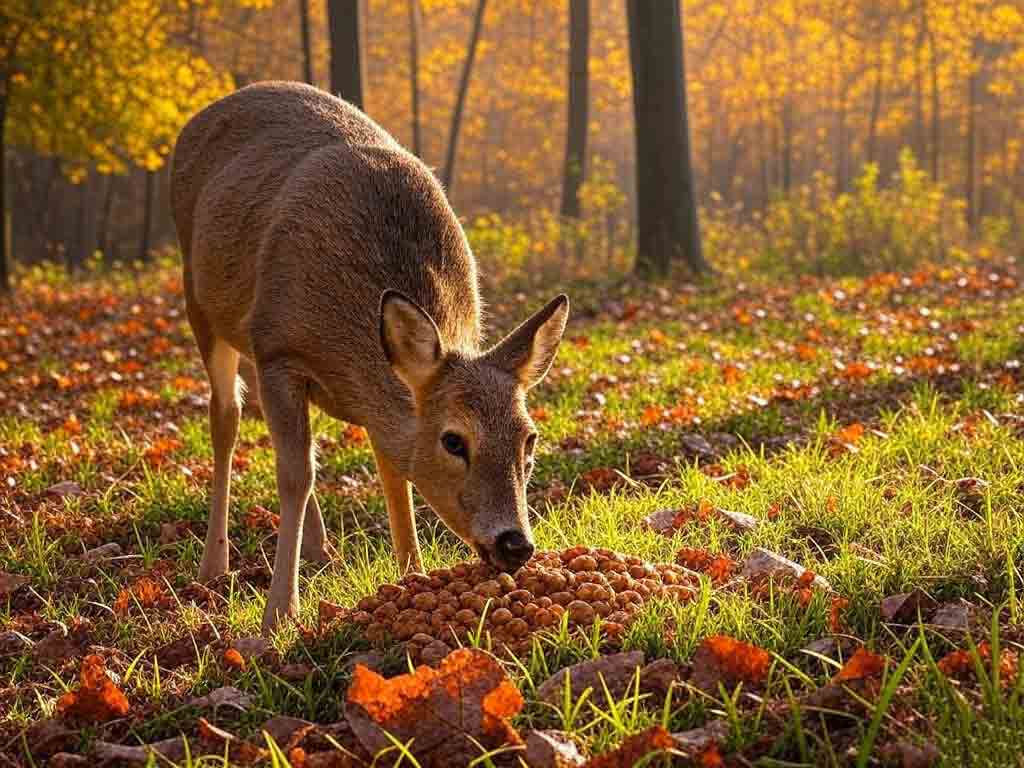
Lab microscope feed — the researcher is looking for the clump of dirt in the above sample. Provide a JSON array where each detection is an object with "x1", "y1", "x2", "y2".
[{"x1": 345, "y1": 547, "x2": 697, "y2": 663}]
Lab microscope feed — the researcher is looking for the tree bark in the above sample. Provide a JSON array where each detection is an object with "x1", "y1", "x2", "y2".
[
  {"x1": 966, "y1": 39, "x2": 980, "y2": 232},
  {"x1": 0, "y1": 95, "x2": 8, "y2": 293},
  {"x1": 560, "y1": 0, "x2": 589, "y2": 221},
  {"x1": 927, "y1": 24, "x2": 940, "y2": 182},
  {"x1": 626, "y1": 0, "x2": 708, "y2": 277},
  {"x1": 442, "y1": 0, "x2": 487, "y2": 194},
  {"x1": 328, "y1": 0, "x2": 364, "y2": 108},
  {"x1": 98, "y1": 173, "x2": 118, "y2": 261},
  {"x1": 408, "y1": 0, "x2": 422, "y2": 157},
  {"x1": 299, "y1": 0, "x2": 314, "y2": 84},
  {"x1": 140, "y1": 169, "x2": 156, "y2": 263}
]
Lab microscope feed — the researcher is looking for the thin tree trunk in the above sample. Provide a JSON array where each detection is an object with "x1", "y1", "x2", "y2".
[
  {"x1": 867, "y1": 59, "x2": 884, "y2": 167},
  {"x1": 408, "y1": 0, "x2": 422, "y2": 157},
  {"x1": 140, "y1": 169, "x2": 156, "y2": 262},
  {"x1": 560, "y1": 0, "x2": 589, "y2": 221},
  {"x1": 928, "y1": 26, "x2": 940, "y2": 182},
  {"x1": 966, "y1": 39, "x2": 980, "y2": 232},
  {"x1": 328, "y1": 0, "x2": 364, "y2": 108},
  {"x1": 98, "y1": 174, "x2": 118, "y2": 261},
  {"x1": 781, "y1": 102, "x2": 793, "y2": 192},
  {"x1": 626, "y1": 0, "x2": 707, "y2": 276},
  {"x1": 0, "y1": 95, "x2": 8, "y2": 293},
  {"x1": 299, "y1": 0, "x2": 314, "y2": 84},
  {"x1": 913, "y1": 2, "x2": 927, "y2": 165},
  {"x1": 442, "y1": 0, "x2": 487, "y2": 194}
]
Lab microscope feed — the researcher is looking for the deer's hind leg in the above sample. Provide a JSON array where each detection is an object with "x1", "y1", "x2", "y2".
[{"x1": 198, "y1": 337, "x2": 242, "y2": 581}]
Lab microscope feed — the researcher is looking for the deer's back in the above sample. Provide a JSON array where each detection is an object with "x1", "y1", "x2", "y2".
[{"x1": 172, "y1": 82, "x2": 481, "y2": 424}]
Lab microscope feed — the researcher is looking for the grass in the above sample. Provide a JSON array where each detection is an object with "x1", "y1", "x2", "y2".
[{"x1": 1, "y1": 254, "x2": 1023, "y2": 765}]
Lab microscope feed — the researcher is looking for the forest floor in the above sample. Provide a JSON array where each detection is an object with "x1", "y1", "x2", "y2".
[{"x1": 2, "y1": 254, "x2": 1024, "y2": 767}]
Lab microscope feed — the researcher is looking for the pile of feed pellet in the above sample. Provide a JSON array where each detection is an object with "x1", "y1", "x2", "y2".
[{"x1": 347, "y1": 546, "x2": 697, "y2": 664}]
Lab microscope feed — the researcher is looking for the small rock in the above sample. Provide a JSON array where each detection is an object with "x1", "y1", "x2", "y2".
[
  {"x1": 639, "y1": 658, "x2": 682, "y2": 697},
  {"x1": 718, "y1": 509, "x2": 759, "y2": 532},
  {"x1": 930, "y1": 601, "x2": 976, "y2": 631},
  {"x1": 46, "y1": 481, "x2": 83, "y2": 499},
  {"x1": 0, "y1": 570, "x2": 28, "y2": 597},
  {"x1": 81, "y1": 543, "x2": 122, "y2": 562},
  {"x1": 640, "y1": 508, "x2": 677, "y2": 535},
  {"x1": 93, "y1": 738, "x2": 187, "y2": 765},
  {"x1": 536, "y1": 651, "x2": 645, "y2": 705},
  {"x1": 680, "y1": 433, "x2": 714, "y2": 457},
  {"x1": 880, "y1": 590, "x2": 937, "y2": 623},
  {"x1": 672, "y1": 720, "x2": 729, "y2": 755},
  {"x1": 0, "y1": 630, "x2": 32, "y2": 654},
  {"x1": 523, "y1": 730, "x2": 586, "y2": 767},
  {"x1": 188, "y1": 685, "x2": 254, "y2": 712},
  {"x1": 741, "y1": 548, "x2": 831, "y2": 590}
]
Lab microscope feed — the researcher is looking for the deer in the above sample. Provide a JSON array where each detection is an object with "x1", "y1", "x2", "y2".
[{"x1": 170, "y1": 82, "x2": 569, "y2": 634}]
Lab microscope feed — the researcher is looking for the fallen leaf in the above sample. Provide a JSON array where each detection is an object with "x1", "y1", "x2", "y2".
[
  {"x1": 535, "y1": 651, "x2": 645, "y2": 705},
  {"x1": 223, "y1": 647, "x2": 247, "y2": 670},
  {"x1": 0, "y1": 570, "x2": 28, "y2": 597},
  {"x1": 741, "y1": 548, "x2": 831, "y2": 590},
  {"x1": 524, "y1": 730, "x2": 586, "y2": 767},
  {"x1": 581, "y1": 726, "x2": 675, "y2": 768},
  {"x1": 344, "y1": 648, "x2": 523, "y2": 765},
  {"x1": 113, "y1": 576, "x2": 168, "y2": 615},
  {"x1": 880, "y1": 590, "x2": 937, "y2": 623},
  {"x1": 834, "y1": 647, "x2": 886, "y2": 682},
  {"x1": 691, "y1": 635, "x2": 772, "y2": 692},
  {"x1": 92, "y1": 737, "x2": 188, "y2": 765},
  {"x1": 188, "y1": 685, "x2": 255, "y2": 712},
  {"x1": 930, "y1": 601, "x2": 976, "y2": 631},
  {"x1": 198, "y1": 717, "x2": 266, "y2": 764},
  {"x1": 261, "y1": 716, "x2": 316, "y2": 751},
  {"x1": 80, "y1": 542, "x2": 122, "y2": 562},
  {"x1": 56, "y1": 654, "x2": 130, "y2": 722},
  {"x1": 46, "y1": 481, "x2": 83, "y2": 499},
  {"x1": 878, "y1": 739, "x2": 941, "y2": 768}
]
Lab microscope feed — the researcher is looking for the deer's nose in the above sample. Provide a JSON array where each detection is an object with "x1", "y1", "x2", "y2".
[{"x1": 495, "y1": 530, "x2": 535, "y2": 569}]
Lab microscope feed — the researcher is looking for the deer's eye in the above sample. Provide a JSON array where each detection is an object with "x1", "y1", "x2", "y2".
[{"x1": 441, "y1": 432, "x2": 468, "y2": 460}]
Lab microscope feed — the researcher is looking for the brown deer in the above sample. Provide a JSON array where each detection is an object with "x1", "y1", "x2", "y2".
[{"x1": 171, "y1": 82, "x2": 568, "y2": 633}]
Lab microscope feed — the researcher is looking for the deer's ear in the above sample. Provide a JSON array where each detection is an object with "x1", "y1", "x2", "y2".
[
  {"x1": 380, "y1": 290, "x2": 444, "y2": 393},
  {"x1": 485, "y1": 295, "x2": 569, "y2": 389}
]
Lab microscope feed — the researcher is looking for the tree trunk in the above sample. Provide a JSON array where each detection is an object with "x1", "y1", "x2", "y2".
[
  {"x1": 140, "y1": 169, "x2": 156, "y2": 262},
  {"x1": 866, "y1": 55, "x2": 884, "y2": 167},
  {"x1": 928, "y1": 25, "x2": 940, "y2": 182},
  {"x1": 0, "y1": 96, "x2": 8, "y2": 294},
  {"x1": 328, "y1": 0, "x2": 364, "y2": 108},
  {"x1": 98, "y1": 174, "x2": 118, "y2": 261},
  {"x1": 966, "y1": 39, "x2": 980, "y2": 232},
  {"x1": 299, "y1": 0, "x2": 314, "y2": 84},
  {"x1": 560, "y1": 0, "x2": 589, "y2": 221},
  {"x1": 626, "y1": 0, "x2": 707, "y2": 277},
  {"x1": 913, "y1": 2, "x2": 927, "y2": 165},
  {"x1": 441, "y1": 0, "x2": 487, "y2": 194},
  {"x1": 408, "y1": 0, "x2": 422, "y2": 157}
]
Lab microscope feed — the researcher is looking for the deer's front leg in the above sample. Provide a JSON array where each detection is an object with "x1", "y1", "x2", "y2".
[
  {"x1": 370, "y1": 438, "x2": 422, "y2": 574},
  {"x1": 259, "y1": 363, "x2": 314, "y2": 635}
]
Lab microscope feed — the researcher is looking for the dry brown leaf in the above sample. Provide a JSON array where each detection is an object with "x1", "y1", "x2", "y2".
[
  {"x1": 581, "y1": 726, "x2": 676, "y2": 767},
  {"x1": 524, "y1": 730, "x2": 586, "y2": 767},
  {"x1": 535, "y1": 651, "x2": 645, "y2": 705},
  {"x1": 834, "y1": 647, "x2": 886, "y2": 682},
  {"x1": 0, "y1": 570, "x2": 28, "y2": 597},
  {"x1": 56, "y1": 654, "x2": 130, "y2": 723},
  {"x1": 344, "y1": 647, "x2": 523, "y2": 766}
]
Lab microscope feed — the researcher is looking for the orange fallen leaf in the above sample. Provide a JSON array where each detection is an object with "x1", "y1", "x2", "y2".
[
  {"x1": 56, "y1": 654, "x2": 130, "y2": 722},
  {"x1": 113, "y1": 577, "x2": 168, "y2": 615},
  {"x1": 345, "y1": 648, "x2": 523, "y2": 765},
  {"x1": 223, "y1": 647, "x2": 247, "y2": 671},
  {"x1": 581, "y1": 726, "x2": 675, "y2": 768},
  {"x1": 691, "y1": 635, "x2": 772, "y2": 691},
  {"x1": 834, "y1": 647, "x2": 886, "y2": 682},
  {"x1": 829, "y1": 597, "x2": 850, "y2": 633}
]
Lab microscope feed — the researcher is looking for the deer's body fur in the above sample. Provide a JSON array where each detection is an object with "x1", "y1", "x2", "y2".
[{"x1": 172, "y1": 82, "x2": 568, "y2": 633}]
